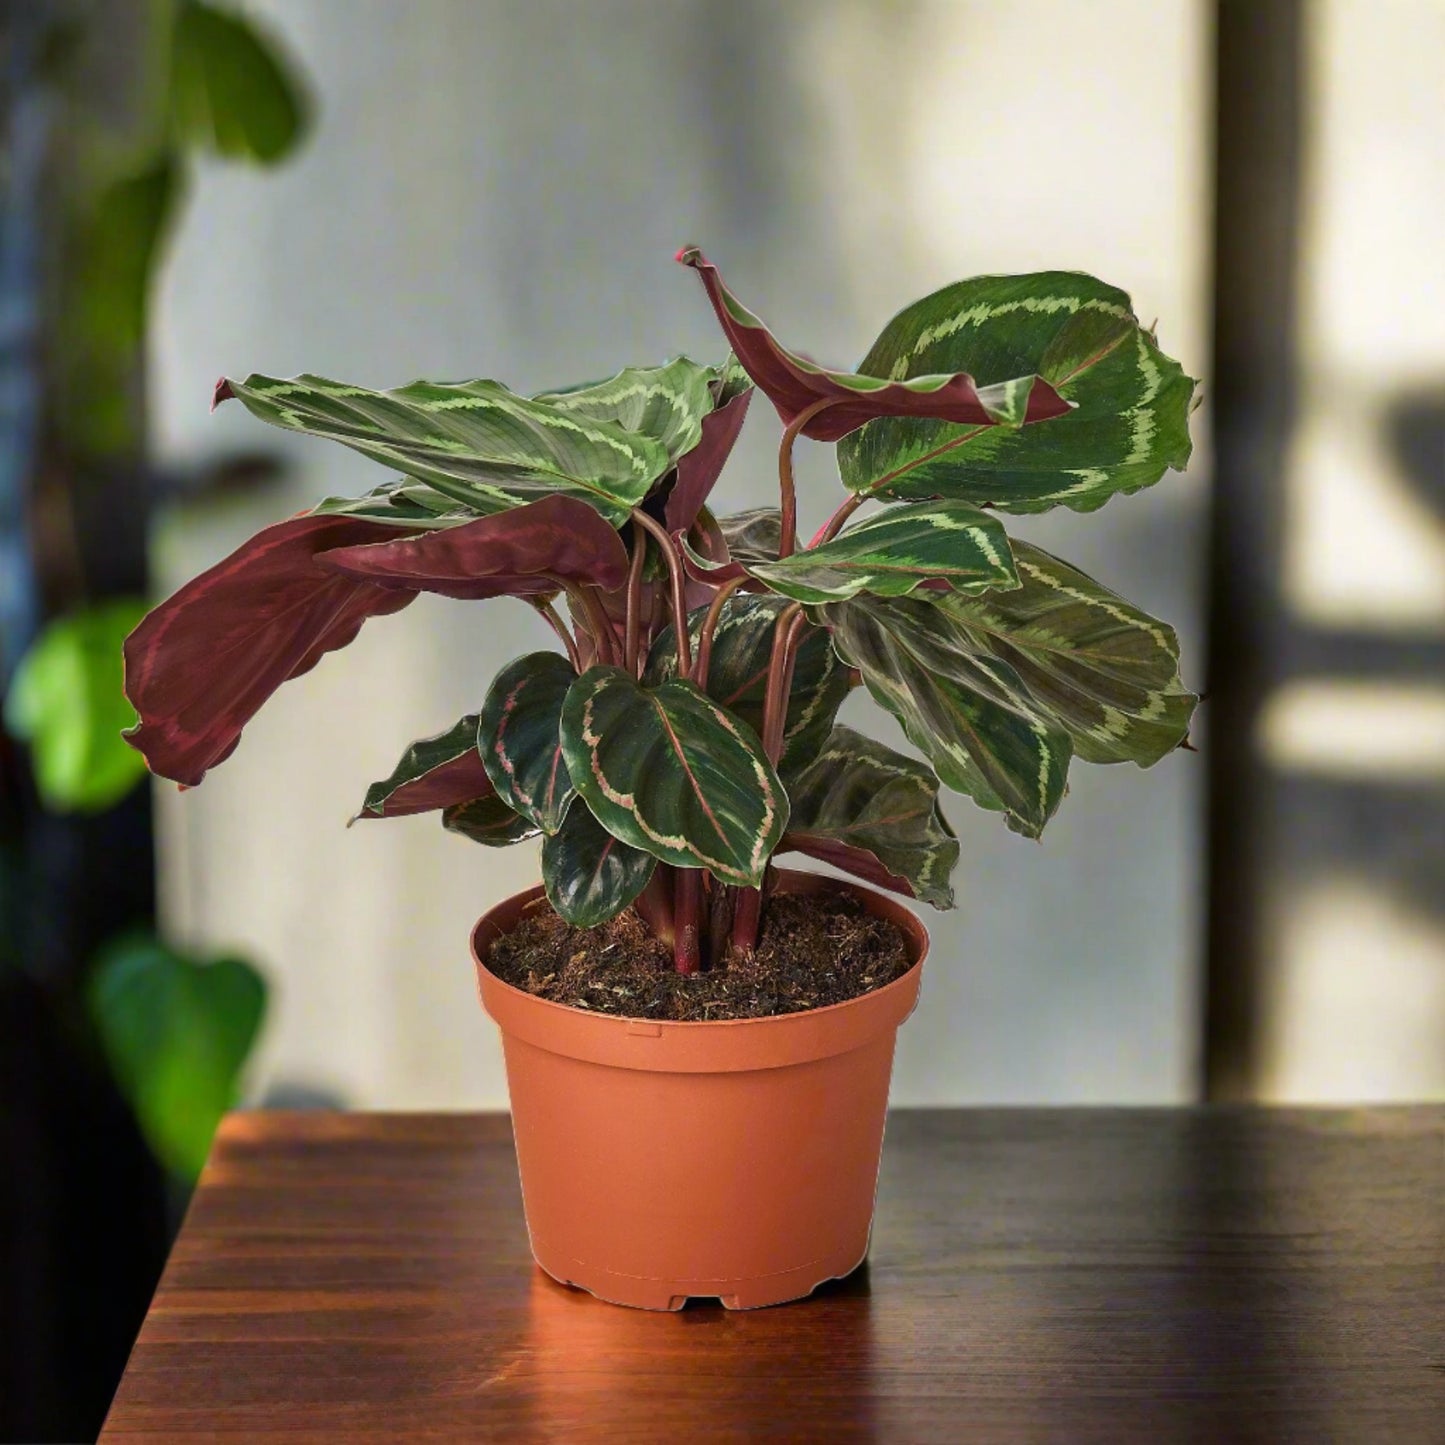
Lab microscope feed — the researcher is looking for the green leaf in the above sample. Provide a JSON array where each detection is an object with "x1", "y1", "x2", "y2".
[
  {"x1": 312, "y1": 478, "x2": 484, "y2": 530},
  {"x1": 171, "y1": 0, "x2": 309, "y2": 163},
  {"x1": 542, "y1": 802, "x2": 656, "y2": 927},
  {"x1": 88, "y1": 934, "x2": 265, "y2": 1181},
  {"x1": 824, "y1": 593, "x2": 1071, "y2": 839},
  {"x1": 534, "y1": 356, "x2": 717, "y2": 466},
  {"x1": 215, "y1": 373, "x2": 677, "y2": 526},
  {"x1": 935, "y1": 540, "x2": 1196, "y2": 765},
  {"x1": 837, "y1": 272, "x2": 1197, "y2": 514},
  {"x1": 442, "y1": 794, "x2": 540, "y2": 847},
  {"x1": 747, "y1": 500, "x2": 1018, "y2": 604},
  {"x1": 478, "y1": 652, "x2": 577, "y2": 835},
  {"x1": 781, "y1": 726, "x2": 959, "y2": 908},
  {"x1": 560, "y1": 667, "x2": 787, "y2": 885},
  {"x1": 715, "y1": 507, "x2": 783, "y2": 566},
  {"x1": 645, "y1": 593, "x2": 849, "y2": 776},
  {"x1": 358, "y1": 713, "x2": 492, "y2": 818},
  {"x1": 5, "y1": 600, "x2": 152, "y2": 813}
]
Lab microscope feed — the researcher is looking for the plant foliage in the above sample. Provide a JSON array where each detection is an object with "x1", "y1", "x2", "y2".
[{"x1": 120, "y1": 247, "x2": 1198, "y2": 971}]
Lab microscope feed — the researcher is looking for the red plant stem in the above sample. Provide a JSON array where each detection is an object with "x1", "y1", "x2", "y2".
[
  {"x1": 730, "y1": 885, "x2": 761, "y2": 956},
  {"x1": 760, "y1": 604, "x2": 805, "y2": 763},
  {"x1": 629, "y1": 509, "x2": 692, "y2": 677},
  {"x1": 813, "y1": 492, "x2": 864, "y2": 547},
  {"x1": 623, "y1": 526, "x2": 647, "y2": 675},
  {"x1": 548, "y1": 575, "x2": 615, "y2": 667},
  {"x1": 636, "y1": 865, "x2": 676, "y2": 946},
  {"x1": 693, "y1": 575, "x2": 746, "y2": 691},
  {"x1": 533, "y1": 597, "x2": 581, "y2": 671},
  {"x1": 776, "y1": 398, "x2": 838, "y2": 559},
  {"x1": 673, "y1": 868, "x2": 702, "y2": 973}
]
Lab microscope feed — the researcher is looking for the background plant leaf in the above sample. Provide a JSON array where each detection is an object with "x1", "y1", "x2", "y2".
[
  {"x1": 646, "y1": 592, "x2": 849, "y2": 775},
  {"x1": 747, "y1": 500, "x2": 1018, "y2": 604},
  {"x1": 837, "y1": 271, "x2": 1197, "y2": 513},
  {"x1": 478, "y1": 652, "x2": 577, "y2": 834},
  {"x1": 170, "y1": 0, "x2": 309, "y2": 163},
  {"x1": 679, "y1": 247, "x2": 1071, "y2": 442},
  {"x1": 825, "y1": 592, "x2": 1072, "y2": 838},
  {"x1": 781, "y1": 725, "x2": 958, "y2": 907},
  {"x1": 87, "y1": 933, "x2": 265, "y2": 1181},
  {"x1": 560, "y1": 666, "x2": 787, "y2": 885},
  {"x1": 5, "y1": 599, "x2": 152, "y2": 813},
  {"x1": 542, "y1": 801, "x2": 656, "y2": 927},
  {"x1": 357, "y1": 713, "x2": 492, "y2": 818},
  {"x1": 936, "y1": 539, "x2": 1196, "y2": 765}
]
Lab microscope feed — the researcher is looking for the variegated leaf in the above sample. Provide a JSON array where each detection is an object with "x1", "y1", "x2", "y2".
[
  {"x1": 442, "y1": 794, "x2": 540, "y2": 847},
  {"x1": 936, "y1": 540, "x2": 1196, "y2": 765},
  {"x1": 357, "y1": 713, "x2": 492, "y2": 818},
  {"x1": 213, "y1": 372, "x2": 676, "y2": 525},
  {"x1": 559, "y1": 667, "x2": 787, "y2": 886},
  {"x1": 824, "y1": 593, "x2": 1071, "y2": 839},
  {"x1": 781, "y1": 726, "x2": 959, "y2": 908},
  {"x1": 542, "y1": 802, "x2": 657, "y2": 928},
  {"x1": 678, "y1": 247, "x2": 1071, "y2": 442},
  {"x1": 716, "y1": 507, "x2": 783, "y2": 566},
  {"x1": 837, "y1": 272, "x2": 1197, "y2": 514},
  {"x1": 312, "y1": 478, "x2": 487, "y2": 530},
  {"x1": 747, "y1": 501, "x2": 1018, "y2": 604},
  {"x1": 534, "y1": 356, "x2": 715, "y2": 462},
  {"x1": 478, "y1": 652, "x2": 577, "y2": 835},
  {"x1": 645, "y1": 593, "x2": 849, "y2": 776},
  {"x1": 664, "y1": 374, "x2": 754, "y2": 532}
]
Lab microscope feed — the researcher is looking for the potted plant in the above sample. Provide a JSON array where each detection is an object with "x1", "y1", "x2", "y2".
[{"x1": 122, "y1": 248, "x2": 1197, "y2": 1309}]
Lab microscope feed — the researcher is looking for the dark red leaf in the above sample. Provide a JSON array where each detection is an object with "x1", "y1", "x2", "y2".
[
  {"x1": 663, "y1": 384, "x2": 753, "y2": 532},
  {"x1": 314, "y1": 494, "x2": 630, "y2": 599},
  {"x1": 677, "y1": 247, "x2": 1072, "y2": 442},
  {"x1": 361, "y1": 753, "x2": 494, "y2": 816},
  {"x1": 779, "y1": 833, "x2": 918, "y2": 900},
  {"x1": 124, "y1": 515, "x2": 419, "y2": 786}
]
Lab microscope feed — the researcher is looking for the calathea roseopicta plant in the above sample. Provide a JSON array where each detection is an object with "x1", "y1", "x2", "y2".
[{"x1": 122, "y1": 247, "x2": 1198, "y2": 974}]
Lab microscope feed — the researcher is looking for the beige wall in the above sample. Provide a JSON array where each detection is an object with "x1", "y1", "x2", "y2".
[{"x1": 150, "y1": 0, "x2": 1210, "y2": 1107}]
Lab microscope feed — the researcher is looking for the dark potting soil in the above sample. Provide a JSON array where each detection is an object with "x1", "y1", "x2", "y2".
[{"x1": 486, "y1": 890, "x2": 912, "y2": 1021}]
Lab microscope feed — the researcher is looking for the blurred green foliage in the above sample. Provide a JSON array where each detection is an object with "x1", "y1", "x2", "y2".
[
  {"x1": 88, "y1": 934, "x2": 266, "y2": 1180},
  {"x1": 4, "y1": 599, "x2": 149, "y2": 813}
]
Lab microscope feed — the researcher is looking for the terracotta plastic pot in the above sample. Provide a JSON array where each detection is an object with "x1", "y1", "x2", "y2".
[{"x1": 472, "y1": 868, "x2": 927, "y2": 1310}]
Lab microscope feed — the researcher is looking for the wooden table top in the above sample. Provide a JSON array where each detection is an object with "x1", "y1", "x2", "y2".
[{"x1": 101, "y1": 1108, "x2": 1443, "y2": 1443}]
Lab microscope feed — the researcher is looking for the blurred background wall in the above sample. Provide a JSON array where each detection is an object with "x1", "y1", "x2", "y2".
[{"x1": 149, "y1": 0, "x2": 1212, "y2": 1109}]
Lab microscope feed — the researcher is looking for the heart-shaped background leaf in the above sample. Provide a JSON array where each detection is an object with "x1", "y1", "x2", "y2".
[
  {"x1": 560, "y1": 667, "x2": 787, "y2": 885},
  {"x1": 826, "y1": 592, "x2": 1071, "y2": 839},
  {"x1": 837, "y1": 271, "x2": 1197, "y2": 514},
  {"x1": 747, "y1": 500, "x2": 1018, "y2": 604},
  {"x1": 646, "y1": 593, "x2": 849, "y2": 776},
  {"x1": 781, "y1": 725, "x2": 958, "y2": 908},
  {"x1": 356, "y1": 713, "x2": 492, "y2": 819},
  {"x1": 678, "y1": 247, "x2": 1071, "y2": 442},
  {"x1": 542, "y1": 802, "x2": 657, "y2": 928},
  {"x1": 478, "y1": 652, "x2": 578, "y2": 835}
]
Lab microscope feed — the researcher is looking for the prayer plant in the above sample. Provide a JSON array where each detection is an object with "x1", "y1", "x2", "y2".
[{"x1": 123, "y1": 248, "x2": 1198, "y2": 973}]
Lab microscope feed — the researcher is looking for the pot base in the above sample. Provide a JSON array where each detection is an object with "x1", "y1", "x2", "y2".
[{"x1": 532, "y1": 1235, "x2": 871, "y2": 1311}]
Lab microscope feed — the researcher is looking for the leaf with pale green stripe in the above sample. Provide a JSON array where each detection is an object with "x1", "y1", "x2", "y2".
[
  {"x1": 936, "y1": 540, "x2": 1196, "y2": 765},
  {"x1": 542, "y1": 803, "x2": 657, "y2": 927},
  {"x1": 560, "y1": 667, "x2": 787, "y2": 885},
  {"x1": 837, "y1": 272, "x2": 1197, "y2": 514},
  {"x1": 716, "y1": 507, "x2": 783, "y2": 566},
  {"x1": 443, "y1": 794, "x2": 540, "y2": 847},
  {"x1": 747, "y1": 501, "x2": 1018, "y2": 604},
  {"x1": 781, "y1": 726, "x2": 958, "y2": 908},
  {"x1": 646, "y1": 593, "x2": 848, "y2": 776},
  {"x1": 478, "y1": 653, "x2": 577, "y2": 835},
  {"x1": 824, "y1": 593, "x2": 1071, "y2": 838},
  {"x1": 214, "y1": 372, "x2": 675, "y2": 525},
  {"x1": 312, "y1": 478, "x2": 483, "y2": 529},
  {"x1": 357, "y1": 713, "x2": 492, "y2": 819}
]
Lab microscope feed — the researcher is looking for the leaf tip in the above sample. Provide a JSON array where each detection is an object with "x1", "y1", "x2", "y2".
[
  {"x1": 676, "y1": 244, "x2": 704, "y2": 268},
  {"x1": 211, "y1": 377, "x2": 235, "y2": 412}
]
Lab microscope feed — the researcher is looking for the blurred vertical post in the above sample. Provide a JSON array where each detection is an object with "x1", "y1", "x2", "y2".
[{"x1": 1205, "y1": 0, "x2": 1304, "y2": 1098}]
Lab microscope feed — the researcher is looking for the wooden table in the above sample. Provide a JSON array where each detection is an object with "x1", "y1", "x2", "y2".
[{"x1": 101, "y1": 1108, "x2": 1443, "y2": 1443}]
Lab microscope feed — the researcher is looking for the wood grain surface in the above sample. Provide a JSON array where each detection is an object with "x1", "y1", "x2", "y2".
[{"x1": 100, "y1": 1108, "x2": 1443, "y2": 1443}]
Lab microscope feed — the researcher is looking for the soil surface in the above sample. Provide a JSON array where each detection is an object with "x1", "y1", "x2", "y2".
[{"x1": 486, "y1": 889, "x2": 912, "y2": 1021}]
